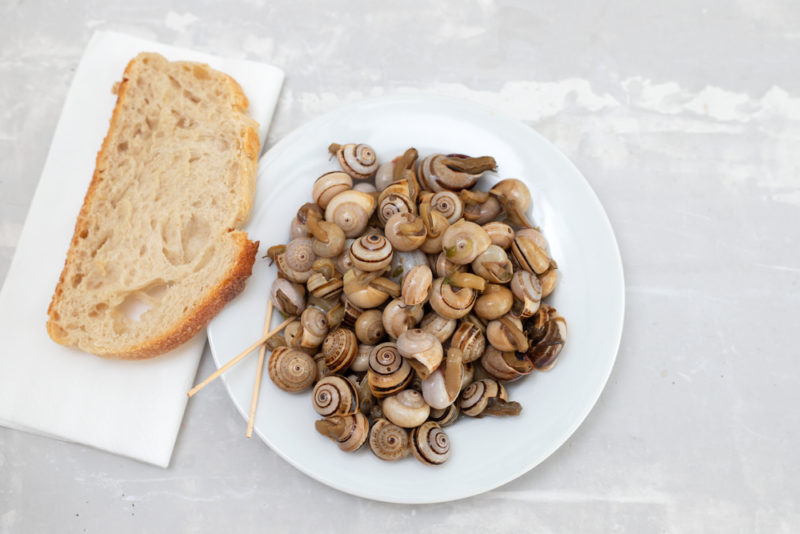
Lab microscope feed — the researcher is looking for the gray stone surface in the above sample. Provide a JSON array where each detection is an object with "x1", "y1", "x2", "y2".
[{"x1": 1, "y1": 1, "x2": 799, "y2": 532}]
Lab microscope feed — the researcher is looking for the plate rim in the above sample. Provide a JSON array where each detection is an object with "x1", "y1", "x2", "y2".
[{"x1": 208, "y1": 93, "x2": 626, "y2": 504}]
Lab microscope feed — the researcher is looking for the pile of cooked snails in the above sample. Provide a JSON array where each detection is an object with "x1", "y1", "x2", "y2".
[{"x1": 266, "y1": 142, "x2": 567, "y2": 466}]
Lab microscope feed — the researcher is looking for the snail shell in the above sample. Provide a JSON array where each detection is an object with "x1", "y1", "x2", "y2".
[
  {"x1": 429, "y1": 277, "x2": 476, "y2": 320},
  {"x1": 418, "y1": 210, "x2": 450, "y2": 255},
  {"x1": 285, "y1": 238, "x2": 316, "y2": 273},
  {"x1": 433, "y1": 252, "x2": 466, "y2": 278},
  {"x1": 428, "y1": 404, "x2": 459, "y2": 427},
  {"x1": 306, "y1": 272, "x2": 343, "y2": 300},
  {"x1": 267, "y1": 347, "x2": 317, "y2": 393},
  {"x1": 387, "y1": 249, "x2": 428, "y2": 284},
  {"x1": 325, "y1": 190, "x2": 377, "y2": 238},
  {"x1": 459, "y1": 378, "x2": 522, "y2": 417},
  {"x1": 382, "y1": 389, "x2": 431, "y2": 428},
  {"x1": 474, "y1": 283, "x2": 514, "y2": 321},
  {"x1": 313, "y1": 351, "x2": 332, "y2": 381},
  {"x1": 382, "y1": 298, "x2": 424, "y2": 339},
  {"x1": 368, "y1": 418, "x2": 410, "y2": 461},
  {"x1": 332, "y1": 143, "x2": 378, "y2": 180},
  {"x1": 490, "y1": 178, "x2": 531, "y2": 212},
  {"x1": 374, "y1": 161, "x2": 396, "y2": 191},
  {"x1": 486, "y1": 315, "x2": 529, "y2": 352},
  {"x1": 510, "y1": 270, "x2": 542, "y2": 318},
  {"x1": 349, "y1": 234, "x2": 393, "y2": 272},
  {"x1": 525, "y1": 313, "x2": 567, "y2": 371},
  {"x1": 275, "y1": 252, "x2": 313, "y2": 283},
  {"x1": 378, "y1": 193, "x2": 414, "y2": 226},
  {"x1": 510, "y1": 228, "x2": 551, "y2": 275},
  {"x1": 271, "y1": 278, "x2": 306, "y2": 316},
  {"x1": 420, "y1": 347, "x2": 464, "y2": 410},
  {"x1": 335, "y1": 239, "x2": 357, "y2": 273},
  {"x1": 540, "y1": 267, "x2": 558, "y2": 298},
  {"x1": 299, "y1": 307, "x2": 329, "y2": 348},
  {"x1": 441, "y1": 220, "x2": 492, "y2": 265},
  {"x1": 418, "y1": 154, "x2": 490, "y2": 192},
  {"x1": 353, "y1": 182, "x2": 377, "y2": 193},
  {"x1": 341, "y1": 296, "x2": 363, "y2": 328},
  {"x1": 396, "y1": 329, "x2": 443, "y2": 379},
  {"x1": 482, "y1": 222, "x2": 515, "y2": 249},
  {"x1": 450, "y1": 321, "x2": 486, "y2": 363},
  {"x1": 481, "y1": 346, "x2": 533, "y2": 381},
  {"x1": 312, "y1": 171, "x2": 352, "y2": 209},
  {"x1": 283, "y1": 320, "x2": 304, "y2": 349},
  {"x1": 384, "y1": 212, "x2": 426, "y2": 252},
  {"x1": 431, "y1": 191, "x2": 463, "y2": 224},
  {"x1": 367, "y1": 342, "x2": 413, "y2": 398},
  {"x1": 463, "y1": 195, "x2": 502, "y2": 225},
  {"x1": 315, "y1": 412, "x2": 369, "y2": 452},
  {"x1": 472, "y1": 245, "x2": 513, "y2": 284},
  {"x1": 410, "y1": 421, "x2": 450, "y2": 465},
  {"x1": 343, "y1": 269, "x2": 397, "y2": 309},
  {"x1": 419, "y1": 312, "x2": 457, "y2": 343},
  {"x1": 350, "y1": 343, "x2": 373, "y2": 373},
  {"x1": 311, "y1": 221, "x2": 346, "y2": 258},
  {"x1": 355, "y1": 309, "x2": 386, "y2": 345},
  {"x1": 401, "y1": 264, "x2": 433, "y2": 306},
  {"x1": 321, "y1": 327, "x2": 358, "y2": 373},
  {"x1": 312, "y1": 375, "x2": 359, "y2": 416}
]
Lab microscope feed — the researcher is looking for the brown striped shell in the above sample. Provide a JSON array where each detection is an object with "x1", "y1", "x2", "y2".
[
  {"x1": 321, "y1": 327, "x2": 358, "y2": 373},
  {"x1": 267, "y1": 347, "x2": 317, "y2": 393},
  {"x1": 312, "y1": 171, "x2": 352, "y2": 209},
  {"x1": 450, "y1": 321, "x2": 486, "y2": 363},
  {"x1": 315, "y1": 412, "x2": 369, "y2": 452},
  {"x1": 367, "y1": 342, "x2": 413, "y2": 398},
  {"x1": 312, "y1": 375, "x2": 359, "y2": 416},
  {"x1": 429, "y1": 278, "x2": 476, "y2": 320},
  {"x1": 410, "y1": 421, "x2": 450, "y2": 465},
  {"x1": 368, "y1": 418, "x2": 410, "y2": 461},
  {"x1": 349, "y1": 234, "x2": 393, "y2": 272},
  {"x1": 331, "y1": 143, "x2": 378, "y2": 180}
]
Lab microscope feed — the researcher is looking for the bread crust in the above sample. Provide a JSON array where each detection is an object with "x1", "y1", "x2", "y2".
[{"x1": 47, "y1": 53, "x2": 261, "y2": 359}]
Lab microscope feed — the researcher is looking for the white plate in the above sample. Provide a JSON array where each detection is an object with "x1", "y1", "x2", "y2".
[{"x1": 207, "y1": 94, "x2": 625, "y2": 504}]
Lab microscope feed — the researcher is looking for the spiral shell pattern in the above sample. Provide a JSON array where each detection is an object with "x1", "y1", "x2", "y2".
[
  {"x1": 312, "y1": 171, "x2": 352, "y2": 209},
  {"x1": 367, "y1": 343, "x2": 413, "y2": 397},
  {"x1": 285, "y1": 237, "x2": 316, "y2": 273},
  {"x1": 355, "y1": 309, "x2": 386, "y2": 345},
  {"x1": 429, "y1": 278, "x2": 476, "y2": 320},
  {"x1": 325, "y1": 190, "x2": 376, "y2": 238},
  {"x1": 312, "y1": 375, "x2": 359, "y2": 416},
  {"x1": 481, "y1": 346, "x2": 533, "y2": 381},
  {"x1": 510, "y1": 228, "x2": 551, "y2": 275},
  {"x1": 306, "y1": 272, "x2": 343, "y2": 300},
  {"x1": 378, "y1": 193, "x2": 414, "y2": 226},
  {"x1": 428, "y1": 404, "x2": 460, "y2": 427},
  {"x1": 267, "y1": 347, "x2": 317, "y2": 393},
  {"x1": 431, "y1": 191, "x2": 463, "y2": 224},
  {"x1": 419, "y1": 312, "x2": 457, "y2": 343},
  {"x1": 411, "y1": 422, "x2": 450, "y2": 465},
  {"x1": 450, "y1": 322, "x2": 486, "y2": 363},
  {"x1": 315, "y1": 412, "x2": 369, "y2": 452},
  {"x1": 459, "y1": 378, "x2": 507, "y2": 416},
  {"x1": 322, "y1": 327, "x2": 358, "y2": 373},
  {"x1": 337, "y1": 143, "x2": 378, "y2": 179},
  {"x1": 441, "y1": 220, "x2": 492, "y2": 265},
  {"x1": 368, "y1": 418, "x2": 410, "y2": 461},
  {"x1": 349, "y1": 234, "x2": 393, "y2": 272}
]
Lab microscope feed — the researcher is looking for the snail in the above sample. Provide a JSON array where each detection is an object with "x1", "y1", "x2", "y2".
[
  {"x1": 350, "y1": 343, "x2": 372, "y2": 373},
  {"x1": 367, "y1": 342, "x2": 414, "y2": 398},
  {"x1": 429, "y1": 277, "x2": 476, "y2": 319},
  {"x1": 315, "y1": 412, "x2": 369, "y2": 452},
  {"x1": 441, "y1": 220, "x2": 492, "y2": 265},
  {"x1": 524, "y1": 305, "x2": 567, "y2": 371},
  {"x1": 418, "y1": 153, "x2": 496, "y2": 192},
  {"x1": 428, "y1": 404, "x2": 459, "y2": 427},
  {"x1": 384, "y1": 212, "x2": 426, "y2": 251},
  {"x1": 430, "y1": 191, "x2": 463, "y2": 224},
  {"x1": 471, "y1": 245, "x2": 513, "y2": 284},
  {"x1": 270, "y1": 278, "x2": 306, "y2": 316},
  {"x1": 410, "y1": 421, "x2": 450, "y2": 465},
  {"x1": 396, "y1": 329, "x2": 443, "y2": 379},
  {"x1": 481, "y1": 346, "x2": 533, "y2": 381},
  {"x1": 382, "y1": 389, "x2": 431, "y2": 428},
  {"x1": 353, "y1": 182, "x2": 377, "y2": 193},
  {"x1": 419, "y1": 312, "x2": 457, "y2": 343},
  {"x1": 374, "y1": 161, "x2": 396, "y2": 191},
  {"x1": 306, "y1": 259, "x2": 344, "y2": 300},
  {"x1": 432, "y1": 252, "x2": 466, "y2": 278},
  {"x1": 459, "y1": 378, "x2": 522, "y2": 417},
  {"x1": 540, "y1": 267, "x2": 558, "y2": 298},
  {"x1": 450, "y1": 321, "x2": 486, "y2": 363},
  {"x1": 486, "y1": 314, "x2": 529, "y2": 352},
  {"x1": 335, "y1": 239, "x2": 356, "y2": 273},
  {"x1": 401, "y1": 264, "x2": 433, "y2": 307},
  {"x1": 343, "y1": 269, "x2": 400, "y2": 309},
  {"x1": 355, "y1": 309, "x2": 386, "y2": 345},
  {"x1": 282, "y1": 320, "x2": 305, "y2": 351},
  {"x1": 313, "y1": 351, "x2": 332, "y2": 381},
  {"x1": 387, "y1": 249, "x2": 428, "y2": 284},
  {"x1": 267, "y1": 347, "x2": 317, "y2": 393},
  {"x1": 489, "y1": 178, "x2": 533, "y2": 228},
  {"x1": 510, "y1": 270, "x2": 542, "y2": 318},
  {"x1": 368, "y1": 418, "x2": 410, "y2": 461},
  {"x1": 299, "y1": 306, "x2": 329, "y2": 348},
  {"x1": 392, "y1": 147, "x2": 422, "y2": 202},
  {"x1": 349, "y1": 233, "x2": 393, "y2": 272},
  {"x1": 325, "y1": 190, "x2": 376, "y2": 238},
  {"x1": 461, "y1": 190, "x2": 502, "y2": 225},
  {"x1": 510, "y1": 228, "x2": 552, "y2": 275},
  {"x1": 294, "y1": 204, "x2": 347, "y2": 259},
  {"x1": 284, "y1": 237, "x2": 316, "y2": 273},
  {"x1": 378, "y1": 192, "x2": 415, "y2": 227},
  {"x1": 312, "y1": 375, "x2": 359, "y2": 416},
  {"x1": 473, "y1": 283, "x2": 514, "y2": 321},
  {"x1": 382, "y1": 298, "x2": 424, "y2": 339},
  {"x1": 321, "y1": 327, "x2": 358, "y2": 373},
  {"x1": 420, "y1": 347, "x2": 464, "y2": 409},
  {"x1": 341, "y1": 296, "x2": 363, "y2": 328},
  {"x1": 312, "y1": 171, "x2": 352, "y2": 209},
  {"x1": 274, "y1": 249, "x2": 314, "y2": 284},
  {"x1": 482, "y1": 221, "x2": 515, "y2": 249},
  {"x1": 418, "y1": 201, "x2": 450, "y2": 255},
  {"x1": 329, "y1": 142, "x2": 378, "y2": 180}
]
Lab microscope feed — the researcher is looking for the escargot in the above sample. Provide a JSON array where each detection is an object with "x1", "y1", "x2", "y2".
[
  {"x1": 312, "y1": 375, "x2": 359, "y2": 416},
  {"x1": 329, "y1": 142, "x2": 379, "y2": 180},
  {"x1": 267, "y1": 347, "x2": 317, "y2": 393},
  {"x1": 410, "y1": 421, "x2": 451, "y2": 465},
  {"x1": 369, "y1": 418, "x2": 410, "y2": 461},
  {"x1": 315, "y1": 412, "x2": 369, "y2": 452}
]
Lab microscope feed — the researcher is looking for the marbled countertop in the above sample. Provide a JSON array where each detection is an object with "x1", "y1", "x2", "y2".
[{"x1": 1, "y1": 1, "x2": 799, "y2": 532}]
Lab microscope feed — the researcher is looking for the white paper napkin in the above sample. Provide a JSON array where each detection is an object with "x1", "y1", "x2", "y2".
[{"x1": 0, "y1": 31, "x2": 284, "y2": 467}]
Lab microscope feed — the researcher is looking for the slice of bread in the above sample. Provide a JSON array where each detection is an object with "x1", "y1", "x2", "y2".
[{"x1": 47, "y1": 52, "x2": 260, "y2": 359}]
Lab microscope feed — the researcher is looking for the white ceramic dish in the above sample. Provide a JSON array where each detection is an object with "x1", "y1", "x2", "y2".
[{"x1": 207, "y1": 94, "x2": 625, "y2": 504}]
